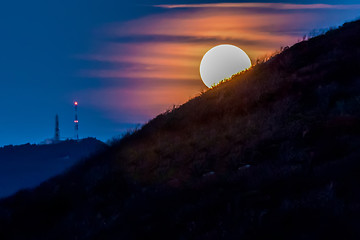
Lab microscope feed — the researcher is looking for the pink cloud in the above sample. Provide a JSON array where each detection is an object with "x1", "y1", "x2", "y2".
[{"x1": 78, "y1": 85, "x2": 202, "y2": 123}]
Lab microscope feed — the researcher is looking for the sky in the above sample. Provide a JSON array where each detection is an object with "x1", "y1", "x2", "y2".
[{"x1": 0, "y1": 0, "x2": 359, "y2": 146}]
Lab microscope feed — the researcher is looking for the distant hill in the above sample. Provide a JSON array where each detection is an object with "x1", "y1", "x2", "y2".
[
  {"x1": 0, "y1": 138, "x2": 106, "y2": 198},
  {"x1": 1, "y1": 19, "x2": 360, "y2": 239}
]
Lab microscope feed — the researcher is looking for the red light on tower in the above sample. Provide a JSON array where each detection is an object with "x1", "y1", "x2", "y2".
[{"x1": 74, "y1": 101, "x2": 79, "y2": 140}]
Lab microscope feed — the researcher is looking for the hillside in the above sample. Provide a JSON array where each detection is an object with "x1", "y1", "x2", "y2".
[
  {"x1": 0, "y1": 138, "x2": 106, "y2": 198},
  {"x1": 1, "y1": 19, "x2": 360, "y2": 239}
]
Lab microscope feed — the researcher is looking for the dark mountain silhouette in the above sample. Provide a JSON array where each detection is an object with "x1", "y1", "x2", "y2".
[
  {"x1": 0, "y1": 138, "x2": 106, "y2": 198},
  {"x1": 1, "y1": 19, "x2": 360, "y2": 239}
]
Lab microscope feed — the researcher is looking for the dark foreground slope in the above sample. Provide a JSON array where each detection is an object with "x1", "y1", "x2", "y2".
[
  {"x1": 0, "y1": 138, "x2": 106, "y2": 198},
  {"x1": 1, "y1": 20, "x2": 360, "y2": 239}
]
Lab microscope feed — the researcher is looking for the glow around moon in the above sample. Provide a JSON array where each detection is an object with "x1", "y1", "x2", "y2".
[{"x1": 200, "y1": 44, "x2": 252, "y2": 88}]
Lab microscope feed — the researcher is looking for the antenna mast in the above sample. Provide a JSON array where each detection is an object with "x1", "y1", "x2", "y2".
[{"x1": 74, "y1": 101, "x2": 79, "y2": 140}]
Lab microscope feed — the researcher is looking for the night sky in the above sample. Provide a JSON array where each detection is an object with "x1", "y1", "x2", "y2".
[{"x1": 1, "y1": 0, "x2": 359, "y2": 146}]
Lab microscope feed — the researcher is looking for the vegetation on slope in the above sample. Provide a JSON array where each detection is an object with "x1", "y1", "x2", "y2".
[{"x1": 0, "y1": 19, "x2": 360, "y2": 239}]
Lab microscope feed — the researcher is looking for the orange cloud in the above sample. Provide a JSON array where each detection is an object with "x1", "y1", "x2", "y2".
[{"x1": 80, "y1": 3, "x2": 360, "y2": 125}]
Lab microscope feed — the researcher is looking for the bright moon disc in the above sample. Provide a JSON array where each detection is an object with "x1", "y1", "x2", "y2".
[{"x1": 200, "y1": 44, "x2": 251, "y2": 88}]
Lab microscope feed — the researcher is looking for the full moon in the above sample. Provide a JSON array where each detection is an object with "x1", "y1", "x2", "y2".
[{"x1": 200, "y1": 44, "x2": 251, "y2": 88}]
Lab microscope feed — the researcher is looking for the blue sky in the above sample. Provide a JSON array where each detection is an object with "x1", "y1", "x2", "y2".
[{"x1": 0, "y1": 0, "x2": 359, "y2": 146}]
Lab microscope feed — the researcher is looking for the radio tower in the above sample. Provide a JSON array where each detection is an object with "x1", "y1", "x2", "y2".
[
  {"x1": 74, "y1": 101, "x2": 79, "y2": 140},
  {"x1": 54, "y1": 114, "x2": 60, "y2": 142}
]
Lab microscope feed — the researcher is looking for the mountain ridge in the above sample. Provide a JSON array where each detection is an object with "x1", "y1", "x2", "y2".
[{"x1": 0, "y1": 138, "x2": 106, "y2": 198}]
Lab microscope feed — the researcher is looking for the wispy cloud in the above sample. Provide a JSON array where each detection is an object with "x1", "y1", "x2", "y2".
[
  {"x1": 155, "y1": 3, "x2": 360, "y2": 10},
  {"x1": 105, "y1": 34, "x2": 272, "y2": 46},
  {"x1": 80, "y1": 2, "x2": 360, "y2": 123}
]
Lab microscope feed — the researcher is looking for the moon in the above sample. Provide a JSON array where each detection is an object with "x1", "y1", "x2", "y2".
[{"x1": 200, "y1": 44, "x2": 252, "y2": 88}]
